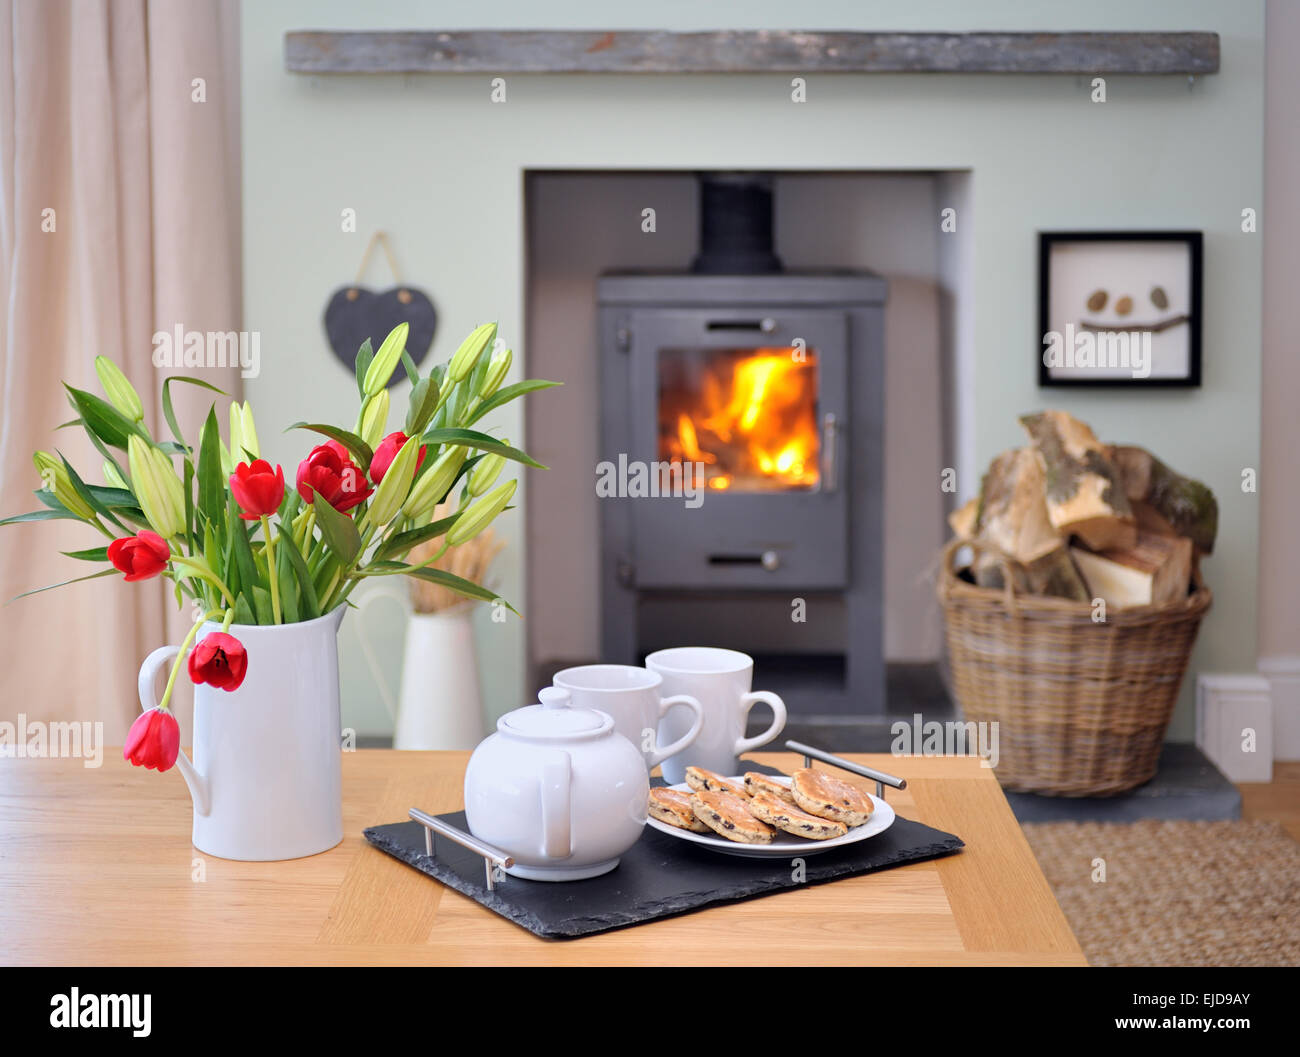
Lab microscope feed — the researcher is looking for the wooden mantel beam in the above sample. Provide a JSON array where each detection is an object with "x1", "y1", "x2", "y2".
[{"x1": 284, "y1": 29, "x2": 1220, "y2": 77}]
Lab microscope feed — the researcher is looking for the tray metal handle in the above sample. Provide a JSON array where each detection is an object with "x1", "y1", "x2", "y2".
[
  {"x1": 783, "y1": 740, "x2": 907, "y2": 801},
  {"x1": 409, "y1": 808, "x2": 515, "y2": 891}
]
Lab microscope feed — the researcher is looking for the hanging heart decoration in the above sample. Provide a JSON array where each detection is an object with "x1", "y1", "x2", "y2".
[{"x1": 323, "y1": 232, "x2": 436, "y2": 386}]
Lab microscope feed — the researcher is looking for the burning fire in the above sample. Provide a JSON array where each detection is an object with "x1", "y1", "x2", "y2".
[{"x1": 660, "y1": 347, "x2": 819, "y2": 491}]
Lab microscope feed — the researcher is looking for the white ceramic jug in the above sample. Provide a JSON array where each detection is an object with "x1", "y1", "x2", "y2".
[
  {"x1": 356, "y1": 584, "x2": 486, "y2": 750},
  {"x1": 136, "y1": 607, "x2": 346, "y2": 861},
  {"x1": 463, "y1": 687, "x2": 649, "y2": 881}
]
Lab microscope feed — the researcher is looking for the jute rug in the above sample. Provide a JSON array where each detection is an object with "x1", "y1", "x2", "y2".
[{"x1": 1021, "y1": 820, "x2": 1300, "y2": 966}]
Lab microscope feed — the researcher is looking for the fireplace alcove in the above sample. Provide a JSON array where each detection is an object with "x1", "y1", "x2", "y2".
[{"x1": 525, "y1": 169, "x2": 971, "y2": 729}]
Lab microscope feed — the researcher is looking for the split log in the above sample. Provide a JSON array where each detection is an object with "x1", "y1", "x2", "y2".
[
  {"x1": 973, "y1": 543, "x2": 1091, "y2": 601},
  {"x1": 1105, "y1": 445, "x2": 1218, "y2": 554},
  {"x1": 948, "y1": 496, "x2": 979, "y2": 541},
  {"x1": 1019, "y1": 410, "x2": 1136, "y2": 550},
  {"x1": 1070, "y1": 530, "x2": 1193, "y2": 608},
  {"x1": 972, "y1": 447, "x2": 1062, "y2": 562}
]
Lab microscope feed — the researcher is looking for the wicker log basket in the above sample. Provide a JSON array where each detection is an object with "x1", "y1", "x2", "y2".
[{"x1": 938, "y1": 538, "x2": 1212, "y2": 796}]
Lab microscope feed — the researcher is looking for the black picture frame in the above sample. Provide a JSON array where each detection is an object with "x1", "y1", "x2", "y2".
[{"x1": 1038, "y1": 230, "x2": 1203, "y2": 388}]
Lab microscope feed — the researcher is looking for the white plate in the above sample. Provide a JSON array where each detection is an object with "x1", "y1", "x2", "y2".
[{"x1": 646, "y1": 775, "x2": 895, "y2": 858}]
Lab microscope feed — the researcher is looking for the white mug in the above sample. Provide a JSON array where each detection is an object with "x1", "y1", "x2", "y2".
[
  {"x1": 645, "y1": 647, "x2": 787, "y2": 785},
  {"x1": 552, "y1": 664, "x2": 704, "y2": 776}
]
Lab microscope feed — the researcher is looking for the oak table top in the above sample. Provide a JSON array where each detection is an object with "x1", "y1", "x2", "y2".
[{"x1": 0, "y1": 750, "x2": 1085, "y2": 966}]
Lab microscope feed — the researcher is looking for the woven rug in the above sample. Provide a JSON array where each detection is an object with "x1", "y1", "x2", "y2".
[{"x1": 1022, "y1": 820, "x2": 1300, "y2": 966}]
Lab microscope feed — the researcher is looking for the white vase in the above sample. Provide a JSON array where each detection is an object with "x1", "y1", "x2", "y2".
[
  {"x1": 356, "y1": 582, "x2": 486, "y2": 750},
  {"x1": 135, "y1": 607, "x2": 346, "y2": 861},
  {"x1": 393, "y1": 609, "x2": 485, "y2": 750}
]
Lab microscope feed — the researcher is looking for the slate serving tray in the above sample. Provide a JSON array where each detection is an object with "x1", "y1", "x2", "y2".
[{"x1": 364, "y1": 809, "x2": 964, "y2": 940}]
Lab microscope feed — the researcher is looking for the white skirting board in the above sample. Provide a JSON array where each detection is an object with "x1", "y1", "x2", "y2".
[
  {"x1": 1259, "y1": 655, "x2": 1300, "y2": 762},
  {"x1": 1195, "y1": 673, "x2": 1273, "y2": 781}
]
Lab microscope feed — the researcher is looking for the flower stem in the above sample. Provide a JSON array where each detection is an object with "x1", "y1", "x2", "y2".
[
  {"x1": 158, "y1": 608, "x2": 223, "y2": 713},
  {"x1": 261, "y1": 515, "x2": 282, "y2": 624}
]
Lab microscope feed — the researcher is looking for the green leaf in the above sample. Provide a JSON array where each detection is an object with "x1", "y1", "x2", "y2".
[
  {"x1": 464, "y1": 380, "x2": 562, "y2": 427},
  {"x1": 223, "y1": 529, "x2": 240, "y2": 598},
  {"x1": 161, "y1": 376, "x2": 227, "y2": 452},
  {"x1": 61, "y1": 546, "x2": 110, "y2": 562},
  {"x1": 404, "y1": 565, "x2": 514, "y2": 612},
  {"x1": 228, "y1": 498, "x2": 259, "y2": 614},
  {"x1": 418, "y1": 428, "x2": 546, "y2": 469},
  {"x1": 373, "y1": 512, "x2": 461, "y2": 563},
  {"x1": 311, "y1": 494, "x2": 362, "y2": 565},
  {"x1": 3, "y1": 505, "x2": 77, "y2": 526},
  {"x1": 276, "y1": 542, "x2": 300, "y2": 624},
  {"x1": 404, "y1": 376, "x2": 439, "y2": 436},
  {"x1": 278, "y1": 486, "x2": 301, "y2": 526},
  {"x1": 63, "y1": 385, "x2": 146, "y2": 450},
  {"x1": 197, "y1": 406, "x2": 225, "y2": 533},
  {"x1": 85, "y1": 485, "x2": 138, "y2": 507},
  {"x1": 7, "y1": 567, "x2": 118, "y2": 604},
  {"x1": 232, "y1": 594, "x2": 255, "y2": 626},
  {"x1": 55, "y1": 452, "x2": 129, "y2": 534},
  {"x1": 251, "y1": 585, "x2": 274, "y2": 625},
  {"x1": 400, "y1": 348, "x2": 420, "y2": 386},
  {"x1": 183, "y1": 457, "x2": 196, "y2": 552},
  {"x1": 287, "y1": 422, "x2": 373, "y2": 471},
  {"x1": 275, "y1": 529, "x2": 320, "y2": 620},
  {"x1": 354, "y1": 338, "x2": 374, "y2": 399}
]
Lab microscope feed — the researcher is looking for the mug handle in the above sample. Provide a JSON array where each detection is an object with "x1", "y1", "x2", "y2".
[
  {"x1": 734, "y1": 691, "x2": 787, "y2": 758},
  {"x1": 138, "y1": 645, "x2": 209, "y2": 817},
  {"x1": 647, "y1": 694, "x2": 704, "y2": 771}
]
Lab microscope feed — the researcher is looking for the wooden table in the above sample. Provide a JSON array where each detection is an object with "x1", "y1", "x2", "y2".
[{"x1": 0, "y1": 750, "x2": 1084, "y2": 965}]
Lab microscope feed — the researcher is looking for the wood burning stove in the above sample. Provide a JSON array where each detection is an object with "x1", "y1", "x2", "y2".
[
  {"x1": 596, "y1": 173, "x2": 887, "y2": 716},
  {"x1": 597, "y1": 272, "x2": 887, "y2": 716}
]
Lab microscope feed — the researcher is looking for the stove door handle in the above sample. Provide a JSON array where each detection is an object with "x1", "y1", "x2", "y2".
[{"x1": 821, "y1": 412, "x2": 838, "y2": 493}]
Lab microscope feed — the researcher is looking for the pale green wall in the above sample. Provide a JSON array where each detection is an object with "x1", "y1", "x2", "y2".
[{"x1": 242, "y1": 0, "x2": 1264, "y2": 739}]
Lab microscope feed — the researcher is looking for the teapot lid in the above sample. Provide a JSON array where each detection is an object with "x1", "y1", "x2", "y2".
[{"x1": 501, "y1": 687, "x2": 612, "y2": 738}]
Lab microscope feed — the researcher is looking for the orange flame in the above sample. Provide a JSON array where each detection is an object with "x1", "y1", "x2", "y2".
[{"x1": 661, "y1": 348, "x2": 818, "y2": 491}]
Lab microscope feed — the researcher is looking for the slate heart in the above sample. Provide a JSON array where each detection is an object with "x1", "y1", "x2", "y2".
[{"x1": 323, "y1": 286, "x2": 437, "y2": 386}]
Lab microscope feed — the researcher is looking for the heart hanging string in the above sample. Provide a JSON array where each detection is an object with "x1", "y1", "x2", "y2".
[{"x1": 323, "y1": 231, "x2": 437, "y2": 385}]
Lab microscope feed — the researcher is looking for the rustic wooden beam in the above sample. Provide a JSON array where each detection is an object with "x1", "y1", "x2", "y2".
[{"x1": 284, "y1": 30, "x2": 1219, "y2": 76}]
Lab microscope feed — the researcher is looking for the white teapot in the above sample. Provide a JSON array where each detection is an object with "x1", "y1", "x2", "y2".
[{"x1": 464, "y1": 687, "x2": 650, "y2": 881}]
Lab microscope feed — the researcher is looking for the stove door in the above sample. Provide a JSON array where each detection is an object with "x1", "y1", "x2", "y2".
[{"x1": 625, "y1": 307, "x2": 849, "y2": 589}]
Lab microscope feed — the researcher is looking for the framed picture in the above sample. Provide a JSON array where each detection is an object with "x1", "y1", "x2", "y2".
[{"x1": 1038, "y1": 231, "x2": 1202, "y2": 387}]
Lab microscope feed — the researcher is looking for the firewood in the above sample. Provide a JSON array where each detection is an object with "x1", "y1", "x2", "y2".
[
  {"x1": 1105, "y1": 445, "x2": 1218, "y2": 554},
  {"x1": 948, "y1": 496, "x2": 979, "y2": 541},
  {"x1": 973, "y1": 543, "x2": 1090, "y2": 602},
  {"x1": 1070, "y1": 530, "x2": 1193, "y2": 608},
  {"x1": 972, "y1": 447, "x2": 1062, "y2": 563},
  {"x1": 1019, "y1": 411, "x2": 1136, "y2": 551}
]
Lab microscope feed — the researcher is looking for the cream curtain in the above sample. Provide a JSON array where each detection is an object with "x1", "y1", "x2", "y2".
[{"x1": 0, "y1": 0, "x2": 241, "y2": 740}]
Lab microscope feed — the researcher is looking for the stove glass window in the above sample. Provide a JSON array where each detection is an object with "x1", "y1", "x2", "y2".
[{"x1": 657, "y1": 346, "x2": 820, "y2": 493}]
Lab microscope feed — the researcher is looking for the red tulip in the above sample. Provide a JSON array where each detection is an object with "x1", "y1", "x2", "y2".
[
  {"x1": 370, "y1": 432, "x2": 427, "y2": 484},
  {"x1": 107, "y1": 530, "x2": 170, "y2": 582},
  {"x1": 230, "y1": 459, "x2": 285, "y2": 520},
  {"x1": 124, "y1": 707, "x2": 180, "y2": 772},
  {"x1": 188, "y1": 631, "x2": 248, "y2": 691},
  {"x1": 296, "y1": 440, "x2": 372, "y2": 513}
]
